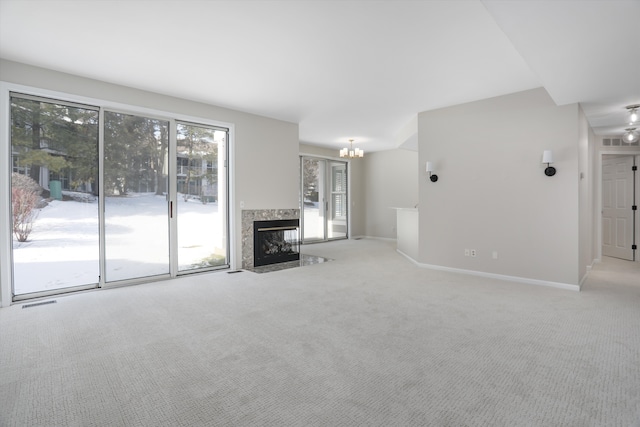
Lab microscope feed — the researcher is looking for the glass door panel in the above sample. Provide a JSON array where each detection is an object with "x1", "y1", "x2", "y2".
[
  {"x1": 301, "y1": 157, "x2": 348, "y2": 242},
  {"x1": 302, "y1": 158, "x2": 326, "y2": 242},
  {"x1": 10, "y1": 95, "x2": 100, "y2": 296},
  {"x1": 328, "y1": 161, "x2": 347, "y2": 239},
  {"x1": 176, "y1": 122, "x2": 228, "y2": 272},
  {"x1": 103, "y1": 111, "x2": 170, "y2": 282}
]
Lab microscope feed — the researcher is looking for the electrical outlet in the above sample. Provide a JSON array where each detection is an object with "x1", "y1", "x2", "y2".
[
  {"x1": 465, "y1": 249, "x2": 470, "y2": 256},
  {"x1": 492, "y1": 251, "x2": 498, "y2": 259},
  {"x1": 470, "y1": 249, "x2": 477, "y2": 257}
]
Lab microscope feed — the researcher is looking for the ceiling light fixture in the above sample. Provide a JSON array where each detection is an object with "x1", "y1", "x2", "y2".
[
  {"x1": 626, "y1": 105, "x2": 640, "y2": 125},
  {"x1": 622, "y1": 127, "x2": 639, "y2": 144},
  {"x1": 340, "y1": 139, "x2": 364, "y2": 158}
]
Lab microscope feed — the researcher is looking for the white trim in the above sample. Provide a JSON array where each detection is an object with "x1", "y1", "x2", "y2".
[
  {"x1": 347, "y1": 158, "x2": 352, "y2": 240},
  {"x1": 396, "y1": 249, "x2": 580, "y2": 292},
  {"x1": 299, "y1": 151, "x2": 347, "y2": 162},
  {"x1": 596, "y1": 149, "x2": 640, "y2": 263},
  {"x1": 300, "y1": 154, "x2": 350, "y2": 241},
  {"x1": 354, "y1": 235, "x2": 396, "y2": 242},
  {"x1": 0, "y1": 82, "x2": 12, "y2": 306},
  {"x1": 228, "y1": 125, "x2": 237, "y2": 270},
  {"x1": 98, "y1": 108, "x2": 106, "y2": 287}
]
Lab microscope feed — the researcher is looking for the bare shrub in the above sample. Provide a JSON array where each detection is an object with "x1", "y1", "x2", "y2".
[
  {"x1": 11, "y1": 173, "x2": 42, "y2": 242},
  {"x1": 11, "y1": 173, "x2": 42, "y2": 196}
]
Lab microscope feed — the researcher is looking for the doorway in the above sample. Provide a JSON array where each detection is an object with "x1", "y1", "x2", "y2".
[
  {"x1": 300, "y1": 156, "x2": 348, "y2": 243},
  {"x1": 601, "y1": 154, "x2": 637, "y2": 261}
]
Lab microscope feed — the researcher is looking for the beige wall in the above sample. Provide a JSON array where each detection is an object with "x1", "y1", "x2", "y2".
[
  {"x1": 418, "y1": 88, "x2": 581, "y2": 286},
  {"x1": 362, "y1": 149, "x2": 419, "y2": 239},
  {"x1": 0, "y1": 59, "x2": 299, "y2": 304}
]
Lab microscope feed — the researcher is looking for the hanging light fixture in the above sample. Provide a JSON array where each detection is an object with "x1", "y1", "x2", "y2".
[
  {"x1": 622, "y1": 127, "x2": 640, "y2": 144},
  {"x1": 626, "y1": 105, "x2": 639, "y2": 125},
  {"x1": 339, "y1": 139, "x2": 364, "y2": 158}
]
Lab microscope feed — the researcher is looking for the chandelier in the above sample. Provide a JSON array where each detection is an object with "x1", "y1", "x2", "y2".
[{"x1": 339, "y1": 139, "x2": 364, "y2": 158}]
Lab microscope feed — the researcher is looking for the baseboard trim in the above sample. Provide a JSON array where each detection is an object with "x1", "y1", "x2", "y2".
[
  {"x1": 352, "y1": 235, "x2": 396, "y2": 242},
  {"x1": 397, "y1": 249, "x2": 580, "y2": 292},
  {"x1": 579, "y1": 258, "x2": 600, "y2": 288}
]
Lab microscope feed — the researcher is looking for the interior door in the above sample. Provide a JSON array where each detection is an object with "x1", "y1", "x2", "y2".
[{"x1": 602, "y1": 155, "x2": 635, "y2": 260}]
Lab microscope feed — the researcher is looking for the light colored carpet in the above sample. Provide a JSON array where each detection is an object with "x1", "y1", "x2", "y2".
[{"x1": 1, "y1": 239, "x2": 639, "y2": 426}]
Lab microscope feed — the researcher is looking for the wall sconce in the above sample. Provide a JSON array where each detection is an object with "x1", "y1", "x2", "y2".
[
  {"x1": 542, "y1": 150, "x2": 556, "y2": 176},
  {"x1": 426, "y1": 161, "x2": 438, "y2": 182}
]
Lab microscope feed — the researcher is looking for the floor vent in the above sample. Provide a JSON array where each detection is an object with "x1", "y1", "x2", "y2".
[
  {"x1": 227, "y1": 270, "x2": 243, "y2": 274},
  {"x1": 22, "y1": 300, "x2": 57, "y2": 309}
]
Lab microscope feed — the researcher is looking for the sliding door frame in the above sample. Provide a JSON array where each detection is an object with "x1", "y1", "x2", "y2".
[
  {"x1": 300, "y1": 153, "x2": 350, "y2": 243},
  {"x1": 8, "y1": 92, "x2": 101, "y2": 301},
  {"x1": 100, "y1": 107, "x2": 174, "y2": 288},
  {"x1": 0, "y1": 81, "x2": 235, "y2": 305}
]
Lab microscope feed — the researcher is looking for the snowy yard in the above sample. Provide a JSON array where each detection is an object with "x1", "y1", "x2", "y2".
[{"x1": 12, "y1": 193, "x2": 224, "y2": 295}]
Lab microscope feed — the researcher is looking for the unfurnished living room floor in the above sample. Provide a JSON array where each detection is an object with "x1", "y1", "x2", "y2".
[{"x1": 0, "y1": 239, "x2": 639, "y2": 426}]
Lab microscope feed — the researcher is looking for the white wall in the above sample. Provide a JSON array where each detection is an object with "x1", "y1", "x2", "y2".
[
  {"x1": 0, "y1": 59, "x2": 300, "y2": 304},
  {"x1": 418, "y1": 88, "x2": 581, "y2": 286},
  {"x1": 362, "y1": 149, "x2": 419, "y2": 239}
]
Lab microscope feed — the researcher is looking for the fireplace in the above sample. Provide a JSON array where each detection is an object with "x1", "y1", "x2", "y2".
[{"x1": 253, "y1": 219, "x2": 300, "y2": 267}]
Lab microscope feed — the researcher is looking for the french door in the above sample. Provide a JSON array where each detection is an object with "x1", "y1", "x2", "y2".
[
  {"x1": 301, "y1": 156, "x2": 348, "y2": 243},
  {"x1": 9, "y1": 93, "x2": 229, "y2": 300}
]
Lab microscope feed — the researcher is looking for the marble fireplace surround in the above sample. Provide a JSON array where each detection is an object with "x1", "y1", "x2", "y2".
[{"x1": 241, "y1": 209, "x2": 300, "y2": 269}]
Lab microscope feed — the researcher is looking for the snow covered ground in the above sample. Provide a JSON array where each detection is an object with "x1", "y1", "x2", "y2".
[
  {"x1": 302, "y1": 202, "x2": 347, "y2": 241},
  {"x1": 12, "y1": 193, "x2": 224, "y2": 296}
]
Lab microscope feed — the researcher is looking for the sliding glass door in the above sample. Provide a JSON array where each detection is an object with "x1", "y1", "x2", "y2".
[
  {"x1": 103, "y1": 111, "x2": 170, "y2": 282},
  {"x1": 9, "y1": 92, "x2": 230, "y2": 300},
  {"x1": 176, "y1": 122, "x2": 228, "y2": 272},
  {"x1": 301, "y1": 156, "x2": 348, "y2": 242},
  {"x1": 10, "y1": 94, "x2": 100, "y2": 296},
  {"x1": 328, "y1": 161, "x2": 347, "y2": 239},
  {"x1": 302, "y1": 157, "x2": 326, "y2": 242}
]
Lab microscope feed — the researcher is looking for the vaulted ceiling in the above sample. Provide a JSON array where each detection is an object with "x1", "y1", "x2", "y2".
[{"x1": 1, "y1": 0, "x2": 638, "y2": 152}]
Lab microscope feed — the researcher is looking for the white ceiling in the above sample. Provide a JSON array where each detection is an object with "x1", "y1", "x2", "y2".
[{"x1": 1, "y1": 0, "x2": 638, "y2": 152}]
